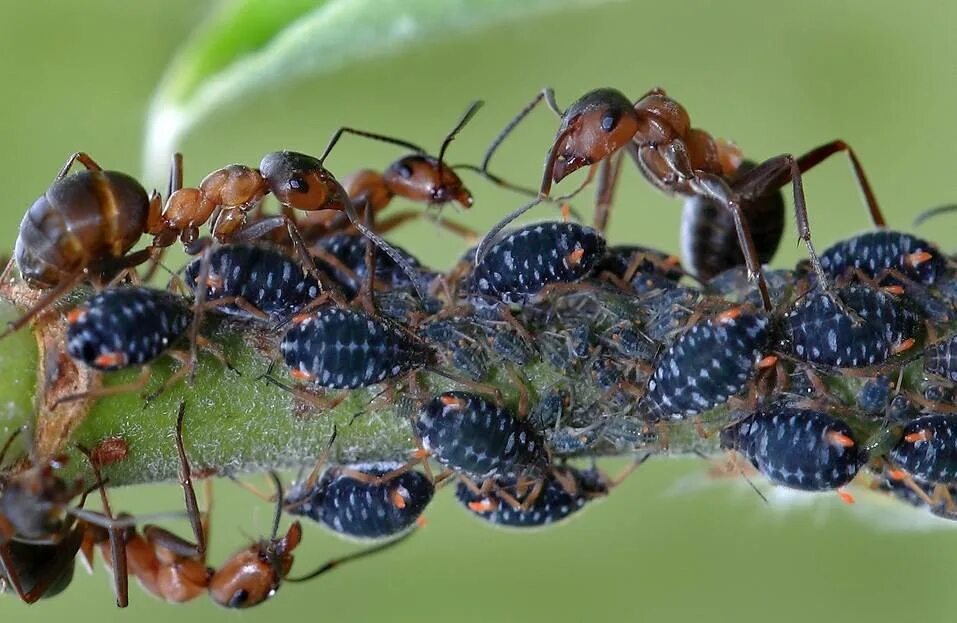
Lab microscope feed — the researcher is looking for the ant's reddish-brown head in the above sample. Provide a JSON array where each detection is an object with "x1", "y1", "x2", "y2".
[
  {"x1": 260, "y1": 151, "x2": 350, "y2": 213},
  {"x1": 208, "y1": 522, "x2": 301, "y2": 609},
  {"x1": 383, "y1": 155, "x2": 473, "y2": 208},
  {"x1": 550, "y1": 88, "x2": 640, "y2": 183}
]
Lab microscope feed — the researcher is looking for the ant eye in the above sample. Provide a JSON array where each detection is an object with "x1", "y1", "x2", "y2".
[
  {"x1": 397, "y1": 163, "x2": 414, "y2": 179},
  {"x1": 600, "y1": 109, "x2": 621, "y2": 133},
  {"x1": 288, "y1": 177, "x2": 308, "y2": 192},
  {"x1": 228, "y1": 589, "x2": 249, "y2": 608}
]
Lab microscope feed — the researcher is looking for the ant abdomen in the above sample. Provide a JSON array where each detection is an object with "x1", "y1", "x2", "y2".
[{"x1": 16, "y1": 170, "x2": 151, "y2": 287}]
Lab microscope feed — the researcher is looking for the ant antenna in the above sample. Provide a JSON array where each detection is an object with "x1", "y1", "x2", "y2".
[
  {"x1": 437, "y1": 101, "x2": 484, "y2": 174},
  {"x1": 285, "y1": 528, "x2": 418, "y2": 583},
  {"x1": 267, "y1": 471, "x2": 284, "y2": 541},
  {"x1": 344, "y1": 203, "x2": 427, "y2": 302},
  {"x1": 317, "y1": 127, "x2": 427, "y2": 166},
  {"x1": 913, "y1": 204, "x2": 957, "y2": 227}
]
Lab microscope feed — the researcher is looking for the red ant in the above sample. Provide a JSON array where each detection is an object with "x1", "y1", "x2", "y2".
[
  {"x1": 86, "y1": 403, "x2": 415, "y2": 608},
  {"x1": 477, "y1": 87, "x2": 885, "y2": 311}
]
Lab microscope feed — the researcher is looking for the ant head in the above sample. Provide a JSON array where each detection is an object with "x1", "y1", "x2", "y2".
[
  {"x1": 260, "y1": 151, "x2": 350, "y2": 212},
  {"x1": 208, "y1": 522, "x2": 301, "y2": 609},
  {"x1": 0, "y1": 465, "x2": 73, "y2": 540},
  {"x1": 550, "y1": 88, "x2": 640, "y2": 183},
  {"x1": 342, "y1": 169, "x2": 394, "y2": 212},
  {"x1": 383, "y1": 155, "x2": 473, "y2": 208}
]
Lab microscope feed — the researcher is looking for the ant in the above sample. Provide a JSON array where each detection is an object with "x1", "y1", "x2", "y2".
[
  {"x1": 288, "y1": 101, "x2": 488, "y2": 246},
  {"x1": 0, "y1": 427, "x2": 179, "y2": 606},
  {"x1": 477, "y1": 87, "x2": 885, "y2": 311},
  {"x1": 87, "y1": 403, "x2": 415, "y2": 608}
]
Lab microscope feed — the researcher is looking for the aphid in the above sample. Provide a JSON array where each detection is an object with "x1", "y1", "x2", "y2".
[
  {"x1": 868, "y1": 462, "x2": 957, "y2": 521},
  {"x1": 818, "y1": 230, "x2": 945, "y2": 285},
  {"x1": 281, "y1": 308, "x2": 432, "y2": 389},
  {"x1": 889, "y1": 415, "x2": 957, "y2": 483},
  {"x1": 783, "y1": 284, "x2": 922, "y2": 369},
  {"x1": 706, "y1": 266, "x2": 795, "y2": 308},
  {"x1": 185, "y1": 244, "x2": 320, "y2": 322},
  {"x1": 528, "y1": 390, "x2": 572, "y2": 431},
  {"x1": 285, "y1": 463, "x2": 434, "y2": 540},
  {"x1": 924, "y1": 335, "x2": 957, "y2": 382},
  {"x1": 602, "y1": 322, "x2": 657, "y2": 360},
  {"x1": 489, "y1": 326, "x2": 535, "y2": 367},
  {"x1": 594, "y1": 244, "x2": 684, "y2": 293},
  {"x1": 479, "y1": 87, "x2": 884, "y2": 310},
  {"x1": 416, "y1": 391, "x2": 548, "y2": 479},
  {"x1": 856, "y1": 375, "x2": 893, "y2": 417},
  {"x1": 455, "y1": 465, "x2": 614, "y2": 529},
  {"x1": 720, "y1": 405, "x2": 865, "y2": 491},
  {"x1": 642, "y1": 308, "x2": 771, "y2": 421},
  {"x1": 472, "y1": 221, "x2": 606, "y2": 304},
  {"x1": 66, "y1": 287, "x2": 191, "y2": 371},
  {"x1": 311, "y1": 233, "x2": 424, "y2": 296}
]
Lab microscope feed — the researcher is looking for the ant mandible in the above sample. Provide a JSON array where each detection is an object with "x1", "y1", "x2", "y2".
[{"x1": 477, "y1": 87, "x2": 885, "y2": 311}]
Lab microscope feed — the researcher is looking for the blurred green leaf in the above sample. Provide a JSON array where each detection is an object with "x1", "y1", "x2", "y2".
[{"x1": 142, "y1": 0, "x2": 615, "y2": 182}]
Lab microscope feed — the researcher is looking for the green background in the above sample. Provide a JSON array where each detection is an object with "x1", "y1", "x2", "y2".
[{"x1": 2, "y1": 0, "x2": 957, "y2": 620}]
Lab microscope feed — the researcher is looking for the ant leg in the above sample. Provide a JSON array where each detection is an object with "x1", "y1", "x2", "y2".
[
  {"x1": 0, "y1": 268, "x2": 87, "y2": 338},
  {"x1": 437, "y1": 100, "x2": 484, "y2": 171},
  {"x1": 375, "y1": 210, "x2": 479, "y2": 243},
  {"x1": 481, "y1": 88, "x2": 562, "y2": 176},
  {"x1": 55, "y1": 152, "x2": 102, "y2": 181},
  {"x1": 0, "y1": 428, "x2": 22, "y2": 467},
  {"x1": 593, "y1": 151, "x2": 625, "y2": 234},
  {"x1": 173, "y1": 403, "x2": 206, "y2": 556},
  {"x1": 76, "y1": 444, "x2": 129, "y2": 607},
  {"x1": 795, "y1": 140, "x2": 884, "y2": 226},
  {"x1": 318, "y1": 127, "x2": 426, "y2": 165}
]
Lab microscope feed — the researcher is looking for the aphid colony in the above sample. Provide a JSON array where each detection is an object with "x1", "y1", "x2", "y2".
[{"x1": 3, "y1": 86, "x2": 957, "y2": 609}]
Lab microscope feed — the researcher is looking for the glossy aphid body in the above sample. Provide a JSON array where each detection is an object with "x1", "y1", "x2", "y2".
[
  {"x1": 281, "y1": 308, "x2": 432, "y2": 389},
  {"x1": 472, "y1": 221, "x2": 606, "y2": 304},
  {"x1": 856, "y1": 375, "x2": 893, "y2": 417},
  {"x1": 455, "y1": 466, "x2": 608, "y2": 528},
  {"x1": 706, "y1": 266, "x2": 796, "y2": 308},
  {"x1": 285, "y1": 462, "x2": 434, "y2": 541},
  {"x1": 923, "y1": 335, "x2": 957, "y2": 383},
  {"x1": 185, "y1": 244, "x2": 320, "y2": 322},
  {"x1": 679, "y1": 159, "x2": 786, "y2": 282},
  {"x1": 311, "y1": 233, "x2": 424, "y2": 296},
  {"x1": 479, "y1": 86, "x2": 885, "y2": 312},
  {"x1": 783, "y1": 284, "x2": 922, "y2": 369},
  {"x1": 818, "y1": 230, "x2": 946, "y2": 286},
  {"x1": 642, "y1": 308, "x2": 771, "y2": 421},
  {"x1": 66, "y1": 287, "x2": 191, "y2": 371},
  {"x1": 889, "y1": 415, "x2": 957, "y2": 484},
  {"x1": 720, "y1": 405, "x2": 865, "y2": 491},
  {"x1": 416, "y1": 391, "x2": 548, "y2": 479}
]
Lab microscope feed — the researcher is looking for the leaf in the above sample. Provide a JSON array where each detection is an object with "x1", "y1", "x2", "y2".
[{"x1": 142, "y1": 0, "x2": 617, "y2": 182}]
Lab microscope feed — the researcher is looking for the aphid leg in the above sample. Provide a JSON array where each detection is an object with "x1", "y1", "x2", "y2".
[
  {"x1": 52, "y1": 366, "x2": 153, "y2": 408},
  {"x1": 200, "y1": 294, "x2": 270, "y2": 322},
  {"x1": 76, "y1": 444, "x2": 129, "y2": 607}
]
